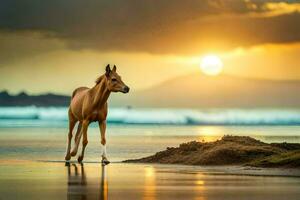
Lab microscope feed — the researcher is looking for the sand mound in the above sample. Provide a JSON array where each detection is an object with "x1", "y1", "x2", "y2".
[{"x1": 124, "y1": 135, "x2": 300, "y2": 167}]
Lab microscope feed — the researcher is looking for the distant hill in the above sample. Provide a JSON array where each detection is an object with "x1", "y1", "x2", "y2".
[
  {"x1": 0, "y1": 91, "x2": 70, "y2": 106},
  {"x1": 110, "y1": 73, "x2": 300, "y2": 108},
  {"x1": 1, "y1": 73, "x2": 300, "y2": 107}
]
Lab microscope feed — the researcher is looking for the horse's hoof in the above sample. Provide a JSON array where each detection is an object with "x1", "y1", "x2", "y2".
[
  {"x1": 77, "y1": 156, "x2": 83, "y2": 163},
  {"x1": 102, "y1": 158, "x2": 110, "y2": 165},
  {"x1": 70, "y1": 150, "x2": 77, "y2": 157},
  {"x1": 65, "y1": 154, "x2": 71, "y2": 161}
]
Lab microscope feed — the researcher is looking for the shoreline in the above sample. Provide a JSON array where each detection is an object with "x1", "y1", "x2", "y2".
[{"x1": 1, "y1": 159, "x2": 300, "y2": 178}]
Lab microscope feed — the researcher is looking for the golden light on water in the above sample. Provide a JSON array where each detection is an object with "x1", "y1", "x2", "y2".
[
  {"x1": 194, "y1": 173, "x2": 206, "y2": 200},
  {"x1": 196, "y1": 126, "x2": 225, "y2": 142},
  {"x1": 145, "y1": 166, "x2": 155, "y2": 178},
  {"x1": 197, "y1": 126, "x2": 226, "y2": 136},
  {"x1": 195, "y1": 180, "x2": 204, "y2": 185},
  {"x1": 144, "y1": 166, "x2": 156, "y2": 200},
  {"x1": 200, "y1": 55, "x2": 223, "y2": 76}
]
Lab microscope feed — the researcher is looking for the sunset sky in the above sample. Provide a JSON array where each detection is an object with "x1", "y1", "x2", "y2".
[{"x1": 0, "y1": 0, "x2": 300, "y2": 95}]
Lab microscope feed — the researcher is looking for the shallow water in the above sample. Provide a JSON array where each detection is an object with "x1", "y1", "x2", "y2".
[
  {"x1": 1, "y1": 125, "x2": 300, "y2": 162},
  {"x1": 0, "y1": 162, "x2": 300, "y2": 200},
  {"x1": 1, "y1": 123, "x2": 300, "y2": 199}
]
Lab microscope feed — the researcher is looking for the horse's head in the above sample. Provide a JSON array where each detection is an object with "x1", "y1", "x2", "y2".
[{"x1": 105, "y1": 64, "x2": 130, "y2": 93}]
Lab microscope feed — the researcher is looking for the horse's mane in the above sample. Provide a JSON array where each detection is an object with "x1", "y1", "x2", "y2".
[{"x1": 95, "y1": 74, "x2": 105, "y2": 84}]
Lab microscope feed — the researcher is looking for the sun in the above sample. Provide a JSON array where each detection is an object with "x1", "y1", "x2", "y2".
[{"x1": 200, "y1": 55, "x2": 223, "y2": 76}]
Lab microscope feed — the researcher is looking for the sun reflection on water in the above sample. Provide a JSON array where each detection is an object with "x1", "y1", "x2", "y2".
[
  {"x1": 194, "y1": 173, "x2": 206, "y2": 200},
  {"x1": 143, "y1": 166, "x2": 156, "y2": 200},
  {"x1": 196, "y1": 126, "x2": 225, "y2": 142},
  {"x1": 195, "y1": 180, "x2": 204, "y2": 185}
]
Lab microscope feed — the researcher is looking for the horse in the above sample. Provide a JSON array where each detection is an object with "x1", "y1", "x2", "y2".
[{"x1": 64, "y1": 64, "x2": 130, "y2": 164}]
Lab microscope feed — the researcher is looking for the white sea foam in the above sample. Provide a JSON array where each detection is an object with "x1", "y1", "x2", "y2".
[{"x1": 0, "y1": 106, "x2": 300, "y2": 126}]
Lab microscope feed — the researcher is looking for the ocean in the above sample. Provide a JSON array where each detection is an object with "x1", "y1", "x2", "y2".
[
  {"x1": 2, "y1": 106, "x2": 300, "y2": 126},
  {"x1": 1, "y1": 106, "x2": 300, "y2": 162}
]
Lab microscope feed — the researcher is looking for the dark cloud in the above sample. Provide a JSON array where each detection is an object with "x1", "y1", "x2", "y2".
[{"x1": 0, "y1": 0, "x2": 299, "y2": 54}]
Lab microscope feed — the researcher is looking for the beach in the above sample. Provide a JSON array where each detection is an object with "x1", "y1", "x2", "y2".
[
  {"x1": 2, "y1": 0, "x2": 300, "y2": 198},
  {"x1": 1, "y1": 108, "x2": 300, "y2": 199}
]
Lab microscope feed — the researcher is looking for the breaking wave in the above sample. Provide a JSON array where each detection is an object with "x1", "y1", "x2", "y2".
[{"x1": 1, "y1": 106, "x2": 300, "y2": 127}]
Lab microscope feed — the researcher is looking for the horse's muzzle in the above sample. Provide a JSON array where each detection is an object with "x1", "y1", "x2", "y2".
[{"x1": 122, "y1": 86, "x2": 130, "y2": 93}]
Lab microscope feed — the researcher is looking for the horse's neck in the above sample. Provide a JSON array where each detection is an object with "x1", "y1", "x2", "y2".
[{"x1": 91, "y1": 76, "x2": 111, "y2": 108}]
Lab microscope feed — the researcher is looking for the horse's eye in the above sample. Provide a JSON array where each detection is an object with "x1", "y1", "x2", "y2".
[{"x1": 112, "y1": 78, "x2": 117, "y2": 82}]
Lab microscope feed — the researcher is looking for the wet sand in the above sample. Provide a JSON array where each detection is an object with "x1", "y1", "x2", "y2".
[{"x1": 0, "y1": 161, "x2": 300, "y2": 200}]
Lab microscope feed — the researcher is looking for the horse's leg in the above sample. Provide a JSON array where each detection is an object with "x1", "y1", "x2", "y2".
[
  {"x1": 74, "y1": 122, "x2": 82, "y2": 144},
  {"x1": 65, "y1": 110, "x2": 77, "y2": 161},
  {"x1": 77, "y1": 120, "x2": 89, "y2": 163},
  {"x1": 70, "y1": 122, "x2": 82, "y2": 157},
  {"x1": 70, "y1": 121, "x2": 84, "y2": 157},
  {"x1": 99, "y1": 120, "x2": 109, "y2": 164}
]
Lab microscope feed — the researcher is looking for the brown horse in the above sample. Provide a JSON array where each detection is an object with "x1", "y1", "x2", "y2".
[{"x1": 65, "y1": 64, "x2": 130, "y2": 163}]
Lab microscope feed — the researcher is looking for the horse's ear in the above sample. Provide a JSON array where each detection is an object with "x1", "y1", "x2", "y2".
[
  {"x1": 112, "y1": 65, "x2": 117, "y2": 72},
  {"x1": 105, "y1": 64, "x2": 111, "y2": 77}
]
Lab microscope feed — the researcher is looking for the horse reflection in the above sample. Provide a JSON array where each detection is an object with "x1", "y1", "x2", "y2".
[{"x1": 66, "y1": 163, "x2": 108, "y2": 200}]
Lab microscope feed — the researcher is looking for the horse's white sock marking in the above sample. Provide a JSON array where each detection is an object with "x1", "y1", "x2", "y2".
[{"x1": 102, "y1": 145, "x2": 107, "y2": 158}]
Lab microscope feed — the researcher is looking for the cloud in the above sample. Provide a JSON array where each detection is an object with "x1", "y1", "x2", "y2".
[
  {"x1": 0, "y1": 31, "x2": 66, "y2": 65},
  {"x1": 261, "y1": 2, "x2": 300, "y2": 16},
  {"x1": 0, "y1": 0, "x2": 300, "y2": 54}
]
